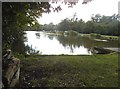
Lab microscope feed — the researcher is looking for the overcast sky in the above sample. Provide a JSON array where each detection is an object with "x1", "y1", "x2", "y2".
[{"x1": 37, "y1": 0, "x2": 120, "y2": 25}]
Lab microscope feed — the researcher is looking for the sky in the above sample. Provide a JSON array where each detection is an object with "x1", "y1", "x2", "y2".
[{"x1": 37, "y1": 0, "x2": 120, "y2": 25}]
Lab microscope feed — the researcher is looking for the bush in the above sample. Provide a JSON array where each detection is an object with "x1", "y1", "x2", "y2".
[
  {"x1": 90, "y1": 33, "x2": 101, "y2": 39},
  {"x1": 59, "y1": 31, "x2": 64, "y2": 35},
  {"x1": 96, "y1": 34, "x2": 101, "y2": 39},
  {"x1": 13, "y1": 52, "x2": 25, "y2": 59},
  {"x1": 90, "y1": 33, "x2": 96, "y2": 37},
  {"x1": 109, "y1": 37, "x2": 112, "y2": 40},
  {"x1": 66, "y1": 30, "x2": 78, "y2": 36}
]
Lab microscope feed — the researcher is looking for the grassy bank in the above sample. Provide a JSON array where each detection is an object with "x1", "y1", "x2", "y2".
[
  {"x1": 80, "y1": 33, "x2": 119, "y2": 41},
  {"x1": 32, "y1": 30, "x2": 119, "y2": 41},
  {"x1": 57, "y1": 31, "x2": 119, "y2": 41},
  {"x1": 20, "y1": 53, "x2": 118, "y2": 87}
]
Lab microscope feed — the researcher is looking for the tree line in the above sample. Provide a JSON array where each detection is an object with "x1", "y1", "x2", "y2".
[{"x1": 41, "y1": 14, "x2": 120, "y2": 36}]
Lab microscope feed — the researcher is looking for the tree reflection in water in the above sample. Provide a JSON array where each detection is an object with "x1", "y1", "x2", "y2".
[
  {"x1": 26, "y1": 31, "x2": 118, "y2": 55},
  {"x1": 35, "y1": 32, "x2": 40, "y2": 39},
  {"x1": 56, "y1": 34, "x2": 118, "y2": 54},
  {"x1": 57, "y1": 34, "x2": 91, "y2": 54}
]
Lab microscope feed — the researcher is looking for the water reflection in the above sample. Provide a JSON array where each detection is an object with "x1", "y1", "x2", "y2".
[
  {"x1": 57, "y1": 35, "x2": 88, "y2": 53},
  {"x1": 25, "y1": 31, "x2": 118, "y2": 55},
  {"x1": 48, "y1": 35, "x2": 54, "y2": 40},
  {"x1": 35, "y1": 32, "x2": 40, "y2": 39}
]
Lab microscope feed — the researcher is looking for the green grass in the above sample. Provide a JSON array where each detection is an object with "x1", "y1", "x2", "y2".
[
  {"x1": 20, "y1": 53, "x2": 118, "y2": 87},
  {"x1": 80, "y1": 33, "x2": 119, "y2": 41}
]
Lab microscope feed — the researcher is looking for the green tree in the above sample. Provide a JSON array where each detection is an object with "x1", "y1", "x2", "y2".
[
  {"x1": 42, "y1": 23, "x2": 56, "y2": 32},
  {"x1": 83, "y1": 21, "x2": 95, "y2": 34},
  {"x1": 2, "y1": 2, "x2": 51, "y2": 54},
  {"x1": 77, "y1": 19, "x2": 85, "y2": 33},
  {"x1": 57, "y1": 18, "x2": 71, "y2": 31}
]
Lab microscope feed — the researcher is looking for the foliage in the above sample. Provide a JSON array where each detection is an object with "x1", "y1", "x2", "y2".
[
  {"x1": 90, "y1": 33, "x2": 101, "y2": 39},
  {"x1": 95, "y1": 34, "x2": 101, "y2": 39},
  {"x1": 42, "y1": 23, "x2": 56, "y2": 32},
  {"x1": 2, "y1": 2, "x2": 52, "y2": 54},
  {"x1": 55, "y1": 14, "x2": 120, "y2": 36},
  {"x1": 65, "y1": 30, "x2": 79, "y2": 36},
  {"x1": 57, "y1": 18, "x2": 71, "y2": 31},
  {"x1": 90, "y1": 33, "x2": 96, "y2": 37}
]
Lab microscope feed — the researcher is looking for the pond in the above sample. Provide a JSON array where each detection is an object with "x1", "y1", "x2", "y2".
[{"x1": 24, "y1": 31, "x2": 118, "y2": 55}]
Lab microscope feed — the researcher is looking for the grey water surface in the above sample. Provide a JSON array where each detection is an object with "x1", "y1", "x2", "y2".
[{"x1": 24, "y1": 31, "x2": 118, "y2": 55}]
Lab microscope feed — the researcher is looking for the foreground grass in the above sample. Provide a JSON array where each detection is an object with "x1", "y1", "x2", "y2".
[{"x1": 20, "y1": 53, "x2": 118, "y2": 87}]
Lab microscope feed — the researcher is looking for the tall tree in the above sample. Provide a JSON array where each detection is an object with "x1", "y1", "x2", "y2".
[
  {"x1": 2, "y1": 2, "x2": 51, "y2": 54},
  {"x1": 57, "y1": 18, "x2": 71, "y2": 31}
]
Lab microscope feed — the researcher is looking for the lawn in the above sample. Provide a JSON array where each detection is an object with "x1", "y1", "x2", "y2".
[
  {"x1": 20, "y1": 53, "x2": 118, "y2": 87},
  {"x1": 81, "y1": 33, "x2": 119, "y2": 41}
]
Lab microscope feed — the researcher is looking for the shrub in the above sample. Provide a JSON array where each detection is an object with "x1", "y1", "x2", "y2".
[
  {"x1": 66, "y1": 30, "x2": 78, "y2": 36},
  {"x1": 96, "y1": 34, "x2": 101, "y2": 39},
  {"x1": 90, "y1": 33, "x2": 96, "y2": 37},
  {"x1": 109, "y1": 37, "x2": 112, "y2": 40}
]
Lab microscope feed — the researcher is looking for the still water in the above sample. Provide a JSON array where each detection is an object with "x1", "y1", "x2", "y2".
[{"x1": 24, "y1": 31, "x2": 118, "y2": 55}]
